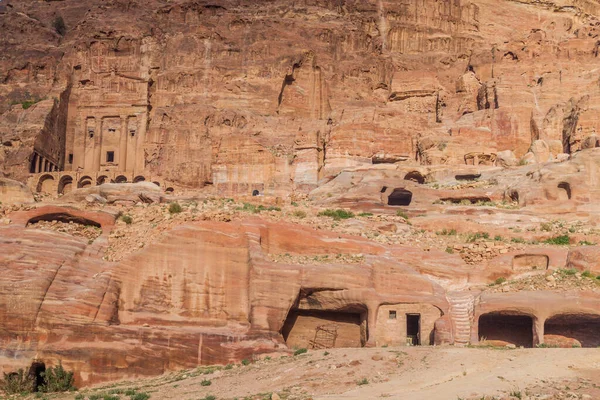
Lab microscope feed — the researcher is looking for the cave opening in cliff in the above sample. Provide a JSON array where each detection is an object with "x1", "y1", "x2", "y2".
[
  {"x1": 27, "y1": 212, "x2": 101, "y2": 228},
  {"x1": 28, "y1": 361, "x2": 45, "y2": 392},
  {"x1": 544, "y1": 313, "x2": 600, "y2": 348},
  {"x1": 281, "y1": 309, "x2": 367, "y2": 349},
  {"x1": 455, "y1": 174, "x2": 481, "y2": 181},
  {"x1": 557, "y1": 182, "x2": 571, "y2": 200},
  {"x1": 388, "y1": 188, "x2": 412, "y2": 206},
  {"x1": 404, "y1": 171, "x2": 425, "y2": 184},
  {"x1": 478, "y1": 312, "x2": 533, "y2": 348},
  {"x1": 252, "y1": 189, "x2": 259, "y2": 196}
]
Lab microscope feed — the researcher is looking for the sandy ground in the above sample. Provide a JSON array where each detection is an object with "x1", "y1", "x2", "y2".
[{"x1": 28, "y1": 347, "x2": 600, "y2": 400}]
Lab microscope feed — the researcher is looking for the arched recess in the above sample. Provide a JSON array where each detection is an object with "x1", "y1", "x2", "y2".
[
  {"x1": 152, "y1": 181, "x2": 161, "y2": 187},
  {"x1": 478, "y1": 311, "x2": 534, "y2": 348},
  {"x1": 165, "y1": 187, "x2": 174, "y2": 193},
  {"x1": 557, "y1": 182, "x2": 571, "y2": 201},
  {"x1": 36, "y1": 174, "x2": 55, "y2": 193},
  {"x1": 404, "y1": 171, "x2": 425, "y2": 184},
  {"x1": 544, "y1": 313, "x2": 600, "y2": 348},
  {"x1": 78, "y1": 176, "x2": 93, "y2": 188},
  {"x1": 58, "y1": 176, "x2": 74, "y2": 195},
  {"x1": 97, "y1": 175, "x2": 108, "y2": 185},
  {"x1": 115, "y1": 175, "x2": 128, "y2": 184},
  {"x1": 388, "y1": 188, "x2": 413, "y2": 206},
  {"x1": 252, "y1": 189, "x2": 260, "y2": 196},
  {"x1": 133, "y1": 175, "x2": 146, "y2": 183},
  {"x1": 27, "y1": 212, "x2": 102, "y2": 228}
]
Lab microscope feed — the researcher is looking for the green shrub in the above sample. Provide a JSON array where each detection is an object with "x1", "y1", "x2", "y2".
[
  {"x1": 121, "y1": 214, "x2": 133, "y2": 224},
  {"x1": 52, "y1": 16, "x2": 67, "y2": 36},
  {"x1": 543, "y1": 235, "x2": 570, "y2": 245},
  {"x1": 241, "y1": 359, "x2": 250, "y2": 366},
  {"x1": 494, "y1": 235, "x2": 503, "y2": 241},
  {"x1": 41, "y1": 362, "x2": 75, "y2": 392},
  {"x1": 511, "y1": 237, "x2": 525, "y2": 243},
  {"x1": 202, "y1": 396, "x2": 216, "y2": 400},
  {"x1": 466, "y1": 232, "x2": 489, "y2": 243},
  {"x1": 445, "y1": 247, "x2": 454, "y2": 254},
  {"x1": 131, "y1": 393, "x2": 150, "y2": 400},
  {"x1": 293, "y1": 348, "x2": 308, "y2": 356},
  {"x1": 396, "y1": 210, "x2": 409, "y2": 220},
  {"x1": 357, "y1": 378, "x2": 369, "y2": 386},
  {"x1": 200, "y1": 379, "x2": 212, "y2": 386},
  {"x1": 2, "y1": 368, "x2": 34, "y2": 394},
  {"x1": 168, "y1": 202, "x2": 183, "y2": 214},
  {"x1": 317, "y1": 209, "x2": 354, "y2": 221},
  {"x1": 494, "y1": 277, "x2": 506, "y2": 285},
  {"x1": 559, "y1": 268, "x2": 577, "y2": 276},
  {"x1": 582, "y1": 270, "x2": 594, "y2": 278},
  {"x1": 224, "y1": 364, "x2": 233, "y2": 370},
  {"x1": 358, "y1": 212, "x2": 373, "y2": 217},
  {"x1": 125, "y1": 389, "x2": 137, "y2": 395},
  {"x1": 323, "y1": 351, "x2": 330, "y2": 356}
]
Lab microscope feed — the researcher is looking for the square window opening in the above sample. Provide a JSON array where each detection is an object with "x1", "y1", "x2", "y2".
[
  {"x1": 106, "y1": 151, "x2": 115, "y2": 163},
  {"x1": 68, "y1": 154, "x2": 73, "y2": 164},
  {"x1": 389, "y1": 311, "x2": 397, "y2": 320}
]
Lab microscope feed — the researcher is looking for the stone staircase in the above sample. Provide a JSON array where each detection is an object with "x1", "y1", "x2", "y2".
[{"x1": 447, "y1": 291, "x2": 476, "y2": 346}]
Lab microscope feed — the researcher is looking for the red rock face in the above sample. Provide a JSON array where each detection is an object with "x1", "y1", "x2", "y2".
[
  {"x1": 0, "y1": 207, "x2": 454, "y2": 385},
  {"x1": 3, "y1": 0, "x2": 600, "y2": 194}
]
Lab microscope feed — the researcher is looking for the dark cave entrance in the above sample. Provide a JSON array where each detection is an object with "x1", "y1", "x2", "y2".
[
  {"x1": 478, "y1": 312, "x2": 533, "y2": 348},
  {"x1": 388, "y1": 188, "x2": 413, "y2": 206}
]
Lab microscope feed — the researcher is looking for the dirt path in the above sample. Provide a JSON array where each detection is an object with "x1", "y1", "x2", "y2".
[{"x1": 38, "y1": 347, "x2": 600, "y2": 400}]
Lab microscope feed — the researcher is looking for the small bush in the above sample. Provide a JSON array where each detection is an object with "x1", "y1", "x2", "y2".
[
  {"x1": 445, "y1": 247, "x2": 454, "y2": 254},
  {"x1": 131, "y1": 393, "x2": 150, "y2": 400},
  {"x1": 323, "y1": 351, "x2": 330, "y2": 356},
  {"x1": 293, "y1": 348, "x2": 308, "y2": 356},
  {"x1": 582, "y1": 270, "x2": 594, "y2": 278},
  {"x1": 241, "y1": 359, "x2": 250, "y2": 366},
  {"x1": 544, "y1": 235, "x2": 570, "y2": 246},
  {"x1": 317, "y1": 209, "x2": 355, "y2": 221},
  {"x1": 540, "y1": 222, "x2": 552, "y2": 232},
  {"x1": 358, "y1": 212, "x2": 373, "y2": 217},
  {"x1": 200, "y1": 379, "x2": 212, "y2": 386},
  {"x1": 396, "y1": 210, "x2": 409, "y2": 220},
  {"x1": 224, "y1": 364, "x2": 233, "y2": 370},
  {"x1": 292, "y1": 210, "x2": 307, "y2": 218},
  {"x1": 579, "y1": 240, "x2": 596, "y2": 246},
  {"x1": 41, "y1": 362, "x2": 75, "y2": 393},
  {"x1": 494, "y1": 277, "x2": 506, "y2": 285},
  {"x1": 438, "y1": 229, "x2": 457, "y2": 236},
  {"x1": 168, "y1": 202, "x2": 183, "y2": 214},
  {"x1": 202, "y1": 396, "x2": 216, "y2": 400},
  {"x1": 511, "y1": 237, "x2": 525, "y2": 243},
  {"x1": 121, "y1": 215, "x2": 133, "y2": 224},
  {"x1": 466, "y1": 232, "x2": 489, "y2": 243},
  {"x1": 53, "y1": 16, "x2": 67, "y2": 36},
  {"x1": 357, "y1": 378, "x2": 369, "y2": 386},
  {"x1": 494, "y1": 235, "x2": 503, "y2": 241},
  {"x1": 2, "y1": 369, "x2": 34, "y2": 394},
  {"x1": 559, "y1": 268, "x2": 577, "y2": 276}
]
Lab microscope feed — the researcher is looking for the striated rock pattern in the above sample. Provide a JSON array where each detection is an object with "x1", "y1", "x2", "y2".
[{"x1": 1, "y1": 0, "x2": 600, "y2": 195}]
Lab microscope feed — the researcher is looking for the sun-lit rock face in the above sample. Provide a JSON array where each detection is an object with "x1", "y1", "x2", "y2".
[{"x1": 3, "y1": 0, "x2": 600, "y2": 196}]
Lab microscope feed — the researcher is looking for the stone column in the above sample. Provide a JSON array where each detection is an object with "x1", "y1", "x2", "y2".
[
  {"x1": 93, "y1": 117, "x2": 102, "y2": 171},
  {"x1": 37, "y1": 155, "x2": 43, "y2": 173},
  {"x1": 119, "y1": 116, "x2": 127, "y2": 172},
  {"x1": 533, "y1": 316, "x2": 544, "y2": 346}
]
